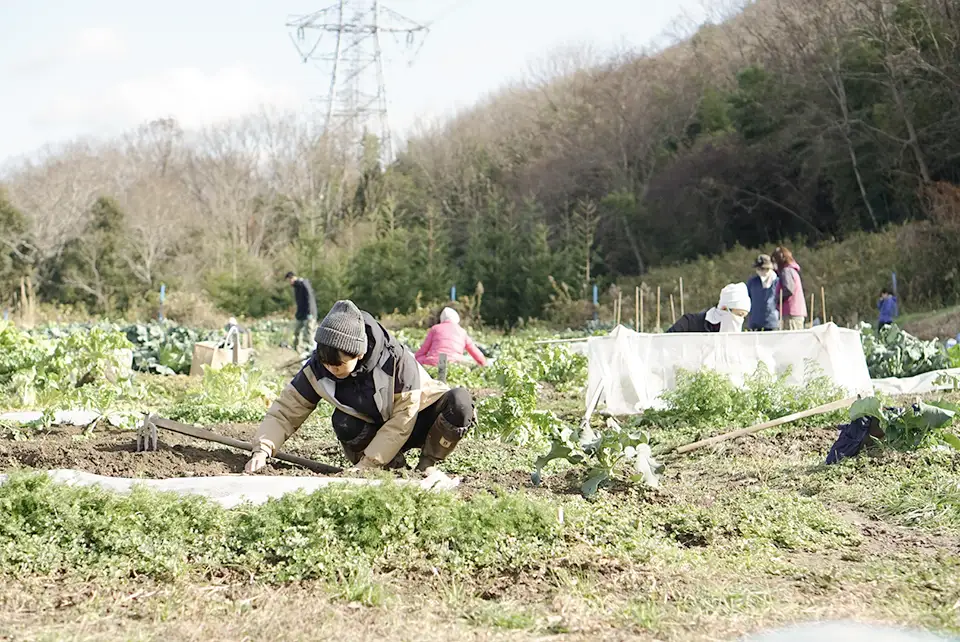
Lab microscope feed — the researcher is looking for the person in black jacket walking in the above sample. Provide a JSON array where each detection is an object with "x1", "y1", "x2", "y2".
[{"x1": 286, "y1": 271, "x2": 318, "y2": 352}]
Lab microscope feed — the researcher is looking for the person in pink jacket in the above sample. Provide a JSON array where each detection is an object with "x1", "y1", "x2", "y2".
[
  {"x1": 415, "y1": 307, "x2": 487, "y2": 367},
  {"x1": 772, "y1": 246, "x2": 808, "y2": 330}
]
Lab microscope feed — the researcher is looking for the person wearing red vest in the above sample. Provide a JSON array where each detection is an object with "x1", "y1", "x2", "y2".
[{"x1": 772, "y1": 246, "x2": 807, "y2": 330}]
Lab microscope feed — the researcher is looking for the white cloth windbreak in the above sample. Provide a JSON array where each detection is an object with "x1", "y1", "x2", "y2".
[
  {"x1": 585, "y1": 323, "x2": 872, "y2": 413},
  {"x1": 439, "y1": 307, "x2": 460, "y2": 324}
]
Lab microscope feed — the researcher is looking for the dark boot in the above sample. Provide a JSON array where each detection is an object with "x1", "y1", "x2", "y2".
[{"x1": 415, "y1": 414, "x2": 469, "y2": 472}]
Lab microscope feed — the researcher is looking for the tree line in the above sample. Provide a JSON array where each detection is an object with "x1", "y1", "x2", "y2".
[{"x1": 1, "y1": 0, "x2": 959, "y2": 325}]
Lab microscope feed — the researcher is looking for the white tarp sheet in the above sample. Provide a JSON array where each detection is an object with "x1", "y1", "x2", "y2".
[
  {"x1": 871, "y1": 368, "x2": 960, "y2": 396},
  {"x1": 586, "y1": 323, "x2": 872, "y2": 414},
  {"x1": 0, "y1": 410, "x2": 127, "y2": 427},
  {"x1": 0, "y1": 469, "x2": 460, "y2": 508}
]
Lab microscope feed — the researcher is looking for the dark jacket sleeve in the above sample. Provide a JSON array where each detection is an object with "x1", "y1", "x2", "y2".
[{"x1": 667, "y1": 313, "x2": 696, "y2": 333}]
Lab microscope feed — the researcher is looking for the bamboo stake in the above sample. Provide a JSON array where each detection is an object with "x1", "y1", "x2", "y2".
[
  {"x1": 617, "y1": 290, "x2": 623, "y2": 326},
  {"x1": 656, "y1": 287, "x2": 661, "y2": 331},
  {"x1": 809, "y1": 293, "x2": 815, "y2": 328},
  {"x1": 640, "y1": 289, "x2": 645, "y2": 332},
  {"x1": 26, "y1": 276, "x2": 34, "y2": 322},
  {"x1": 679, "y1": 277, "x2": 684, "y2": 316},
  {"x1": 18, "y1": 277, "x2": 26, "y2": 324},
  {"x1": 669, "y1": 294, "x2": 676, "y2": 324},
  {"x1": 673, "y1": 397, "x2": 856, "y2": 455},
  {"x1": 635, "y1": 286, "x2": 640, "y2": 332},
  {"x1": 821, "y1": 286, "x2": 827, "y2": 324}
]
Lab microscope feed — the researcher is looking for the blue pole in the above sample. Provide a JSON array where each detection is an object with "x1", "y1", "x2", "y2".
[
  {"x1": 891, "y1": 272, "x2": 898, "y2": 296},
  {"x1": 450, "y1": 285, "x2": 456, "y2": 302},
  {"x1": 159, "y1": 283, "x2": 166, "y2": 321},
  {"x1": 592, "y1": 284, "x2": 599, "y2": 321}
]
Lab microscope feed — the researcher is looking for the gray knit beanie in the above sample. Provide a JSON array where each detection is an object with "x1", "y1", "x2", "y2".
[{"x1": 315, "y1": 300, "x2": 367, "y2": 356}]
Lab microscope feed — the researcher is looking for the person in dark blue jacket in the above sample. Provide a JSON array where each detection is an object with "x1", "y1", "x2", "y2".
[
  {"x1": 878, "y1": 288, "x2": 898, "y2": 329},
  {"x1": 746, "y1": 254, "x2": 779, "y2": 331}
]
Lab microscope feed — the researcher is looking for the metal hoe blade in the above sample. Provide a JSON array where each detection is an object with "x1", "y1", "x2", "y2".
[{"x1": 135, "y1": 417, "x2": 158, "y2": 452}]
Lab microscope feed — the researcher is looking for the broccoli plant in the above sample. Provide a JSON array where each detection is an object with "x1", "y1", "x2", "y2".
[{"x1": 533, "y1": 418, "x2": 663, "y2": 497}]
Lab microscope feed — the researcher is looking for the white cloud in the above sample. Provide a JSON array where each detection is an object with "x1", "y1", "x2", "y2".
[
  {"x1": 12, "y1": 26, "x2": 127, "y2": 73},
  {"x1": 35, "y1": 66, "x2": 302, "y2": 131}
]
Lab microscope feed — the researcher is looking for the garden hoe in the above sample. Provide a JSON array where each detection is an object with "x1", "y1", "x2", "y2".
[{"x1": 135, "y1": 414, "x2": 343, "y2": 474}]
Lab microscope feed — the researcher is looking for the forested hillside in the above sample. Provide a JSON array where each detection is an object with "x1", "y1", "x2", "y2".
[{"x1": 1, "y1": 0, "x2": 959, "y2": 325}]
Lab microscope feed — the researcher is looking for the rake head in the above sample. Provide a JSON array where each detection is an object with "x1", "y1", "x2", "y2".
[{"x1": 135, "y1": 417, "x2": 158, "y2": 452}]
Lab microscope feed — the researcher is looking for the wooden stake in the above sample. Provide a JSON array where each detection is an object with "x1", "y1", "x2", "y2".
[
  {"x1": 635, "y1": 286, "x2": 640, "y2": 332},
  {"x1": 673, "y1": 397, "x2": 856, "y2": 455},
  {"x1": 809, "y1": 293, "x2": 815, "y2": 328},
  {"x1": 669, "y1": 294, "x2": 676, "y2": 324},
  {"x1": 679, "y1": 277, "x2": 684, "y2": 316},
  {"x1": 617, "y1": 290, "x2": 623, "y2": 326},
  {"x1": 18, "y1": 277, "x2": 26, "y2": 324},
  {"x1": 656, "y1": 287, "x2": 661, "y2": 331},
  {"x1": 640, "y1": 289, "x2": 645, "y2": 333},
  {"x1": 821, "y1": 286, "x2": 827, "y2": 324}
]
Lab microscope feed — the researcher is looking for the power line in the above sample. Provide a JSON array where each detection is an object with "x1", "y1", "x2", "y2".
[{"x1": 286, "y1": 1, "x2": 429, "y2": 167}]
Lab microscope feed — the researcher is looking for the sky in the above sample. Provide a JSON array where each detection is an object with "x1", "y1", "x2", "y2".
[{"x1": 0, "y1": 0, "x2": 708, "y2": 164}]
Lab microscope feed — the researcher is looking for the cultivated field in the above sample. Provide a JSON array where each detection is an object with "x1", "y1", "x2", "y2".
[{"x1": 0, "y1": 320, "x2": 958, "y2": 641}]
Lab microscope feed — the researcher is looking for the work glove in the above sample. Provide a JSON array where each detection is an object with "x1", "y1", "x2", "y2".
[{"x1": 244, "y1": 445, "x2": 271, "y2": 474}]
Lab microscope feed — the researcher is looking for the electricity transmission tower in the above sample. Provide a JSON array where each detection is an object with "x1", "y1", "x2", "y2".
[{"x1": 287, "y1": 1, "x2": 429, "y2": 167}]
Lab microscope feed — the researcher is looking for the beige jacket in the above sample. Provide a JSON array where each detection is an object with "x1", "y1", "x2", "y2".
[{"x1": 254, "y1": 314, "x2": 448, "y2": 465}]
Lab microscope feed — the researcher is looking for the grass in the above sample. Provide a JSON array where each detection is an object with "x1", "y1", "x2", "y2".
[{"x1": 0, "y1": 328, "x2": 958, "y2": 640}]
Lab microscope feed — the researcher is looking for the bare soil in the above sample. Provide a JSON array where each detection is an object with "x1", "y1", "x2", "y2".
[
  {"x1": 0, "y1": 424, "x2": 335, "y2": 479},
  {"x1": 0, "y1": 423, "x2": 541, "y2": 496}
]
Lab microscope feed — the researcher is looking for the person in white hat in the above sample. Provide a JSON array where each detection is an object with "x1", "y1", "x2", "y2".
[{"x1": 667, "y1": 283, "x2": 752, "y2": 333}]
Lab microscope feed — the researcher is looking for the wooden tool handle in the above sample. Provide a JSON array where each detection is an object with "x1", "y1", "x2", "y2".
[
  {"x1": 149, "y1": 416, "x2": 342, "y2": 474},
  {"x1": 673, "y1": 397, "x2": 856, "y2": 455}
]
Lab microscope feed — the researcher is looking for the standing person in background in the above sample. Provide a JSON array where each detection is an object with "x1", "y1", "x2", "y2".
[
  {"x1": 415, "y1": 307, "x2": 487, "y2": 367},
  {"x1": 746, "y1": 255, "x2": 779, "y2": 331},
  {"x1": 285, "y1": 271, "x2": 318, "y2": 352},
  {"x1": 878, "y1": 288, "x2": 899, "y2": 329},
  {"x1": 772, "y1": 246, "x2": 807, "y2": 330}
]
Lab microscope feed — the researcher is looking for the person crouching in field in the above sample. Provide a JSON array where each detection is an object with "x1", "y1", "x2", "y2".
[
  {"x1": 245, "y1": 300, "x2": 474, "y2": 474},
  {"x1": 667, "y1": 283, "x2": 752, "y2": 333},
  {"x1": 415, "y1": 307, "x2": 487, "y2": 367}
]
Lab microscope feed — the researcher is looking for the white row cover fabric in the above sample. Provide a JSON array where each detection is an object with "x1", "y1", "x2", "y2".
[
  {"x1": 585, "y1": 323, "x2": 872, "y2": 414},
  {"x1": 0, "y1": 410, "x2": 128, "y2": 427},
  {"x1": 0, "y1": 469, "x2": 460, "y2": 508},
  {"x1": 871, "y1": 368, "x2": 960, "y2": 396}
]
